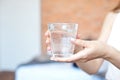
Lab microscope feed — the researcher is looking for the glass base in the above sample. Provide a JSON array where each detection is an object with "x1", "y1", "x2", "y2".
[{"x1": 52, "y1": 53, "x2": 73, "y2": 58}]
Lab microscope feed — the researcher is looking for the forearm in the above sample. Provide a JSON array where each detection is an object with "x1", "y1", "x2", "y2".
[
  {"x1": 75, "y1": 59, "x2": 103, "y2": 74},
  {"x1": 104, "y1": 45, "x2": 120, "y2": 69}
]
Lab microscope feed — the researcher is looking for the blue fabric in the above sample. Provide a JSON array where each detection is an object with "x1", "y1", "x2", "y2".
[{"x1": 15, "y1": 63, "x2": 105, "y2": 80}]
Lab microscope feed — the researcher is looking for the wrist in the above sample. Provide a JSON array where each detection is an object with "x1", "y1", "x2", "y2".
[{"x1": 103, "y1": 44, "x2": 114, "y2": 60}]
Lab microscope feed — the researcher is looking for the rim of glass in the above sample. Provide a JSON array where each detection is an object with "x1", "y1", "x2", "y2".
[{"x1": 48, "y1": 22, "x2": 78, "y2": 25}]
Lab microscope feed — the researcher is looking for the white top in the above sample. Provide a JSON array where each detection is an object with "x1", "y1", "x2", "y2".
[{"x1": 106, "y1": 12, "x2": 120, "y2": 80}]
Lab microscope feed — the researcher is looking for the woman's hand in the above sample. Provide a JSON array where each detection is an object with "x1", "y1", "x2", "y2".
[
  {"x1": 45, "y1": 30, "x2": 107, "y2": 63},
  {"x1": 45, "y1": 30, "x2": 51, "y2": 51},
  {"x1": 51, "y1": 39, "x2": 108, "y2": 63},
  {"x1": 45, "y1": 30, "x2": 82, "y2": 53}
]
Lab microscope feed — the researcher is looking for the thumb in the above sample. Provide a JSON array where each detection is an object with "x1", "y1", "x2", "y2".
[
  {"x1": 71, "y1": 39, "x2": 87, "y2": 47},
  {"x1": 76, "y1": 34, "x2": 81, "y2": 39}
]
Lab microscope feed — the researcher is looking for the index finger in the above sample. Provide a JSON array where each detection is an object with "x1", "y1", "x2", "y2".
[{"x1": 45, "y1": 30, "x2": 50, "y2": 37}]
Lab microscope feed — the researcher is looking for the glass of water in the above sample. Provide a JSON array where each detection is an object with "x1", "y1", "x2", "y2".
[{"x1": 48, "y1": 23, "x2": 78, "y2": 58}]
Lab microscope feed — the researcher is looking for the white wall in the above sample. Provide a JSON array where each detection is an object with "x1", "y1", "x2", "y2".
[
  {"x1": 0, "y1": 1, "x2": 2, "y2": 68},
  {"x1": 0, "y1": 0, "x2": 41, "y2": 70}
]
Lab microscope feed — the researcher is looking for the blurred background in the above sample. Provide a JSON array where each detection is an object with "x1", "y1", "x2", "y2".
[
  {"x1": 0, "y1": 0, "x2": 119, "y2": 80},
  {"x1": 0, "y1": 0, "x2": 41, "y2": 79}
]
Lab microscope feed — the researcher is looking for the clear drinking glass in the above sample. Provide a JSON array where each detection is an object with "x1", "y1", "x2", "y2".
[{"x1": 48, "y1": 23, "x2": 78, "y2": 58}]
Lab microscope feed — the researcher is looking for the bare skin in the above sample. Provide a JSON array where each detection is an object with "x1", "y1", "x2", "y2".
[{"x1": 45, "y1": 12, "x2": 120, "y2": 74}]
